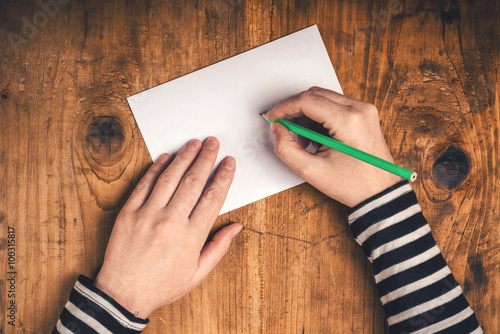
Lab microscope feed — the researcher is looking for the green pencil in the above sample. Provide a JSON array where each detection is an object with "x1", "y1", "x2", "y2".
[{"x1": 261, "y1": 113, "x2": 417, "y2": 182}]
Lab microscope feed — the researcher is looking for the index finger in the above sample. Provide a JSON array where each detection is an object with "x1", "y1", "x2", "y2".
[
  {"x1": 189, "y1": 156, "x2": 236, "y2": 239},
  {"x1": 307, "y1": 86, "x2": 360, "y2": 106},
  {"x1": 267, "y1": 90, "x2": 349, "y2": 127}
]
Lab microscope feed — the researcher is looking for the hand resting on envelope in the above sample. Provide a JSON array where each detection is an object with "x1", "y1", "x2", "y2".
[{"x1": 93, "y1": 137, "x2": 242, "y2": 319}]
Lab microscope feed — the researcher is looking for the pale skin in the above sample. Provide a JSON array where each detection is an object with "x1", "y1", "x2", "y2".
[{"x1": 94, "y1": 86, "x2": 401, "y2": 319}]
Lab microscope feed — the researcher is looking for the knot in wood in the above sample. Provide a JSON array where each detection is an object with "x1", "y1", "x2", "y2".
[
  {"x1": 1, "y1": 89, "x2": 9, "y2": 100},
  {"x1": 78, "y1": 106, "x2": 134, "y2": 184},
  {"x1": 84, "y1": 116, "x2": 125, "y2": 167},
  {"x1": 76, "y1": 102, "x2": 135, "y2": 209},
  {"x1": 431, "y1": 147, "x2": 469, "y2": 189}
]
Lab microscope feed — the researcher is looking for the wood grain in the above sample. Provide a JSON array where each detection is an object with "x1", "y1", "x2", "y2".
[{"x1": 0, "y1": 0, "x2": 498, "y2": 333}]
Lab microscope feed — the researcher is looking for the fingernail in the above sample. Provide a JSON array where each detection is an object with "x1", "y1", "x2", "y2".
[
  {"x1": 187, "y1": 139, "x2": 201, "y2": 151},
  {"x1": 205, "y1": 137, "x2": 218, "y2": 150},
  {"x1": 232, "y1": 224, "x2": 243, "y2": 238},
  {"x1": 157, "y1": 153, "x2": 169, "y2": 164},
  {"x1": 223, "y1": 157, "x2": 236, "y2": 170}
]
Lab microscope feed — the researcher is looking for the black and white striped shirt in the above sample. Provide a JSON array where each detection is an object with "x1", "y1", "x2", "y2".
[
  {"x1": 53, "y1": 181, "x2": 481, "y2": 333},
  {"x1": 53, "y1": 275, "x2": 148, "y2": 333},
  {"x1": 347, "y1": 181, "x2": 481, "y2": 333}
]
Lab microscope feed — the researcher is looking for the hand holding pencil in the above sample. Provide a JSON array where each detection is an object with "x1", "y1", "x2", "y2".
[{"x1": 267, "y1": 86, "x2": 406, "y2": 208}]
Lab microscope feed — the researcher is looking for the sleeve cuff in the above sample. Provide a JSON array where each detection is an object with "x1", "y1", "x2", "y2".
[
  {"x1": 345, "y1": 181, "x2": 425, "y2": 256},
  {"x1": 346, "y1": 180, "x2": 411, "y2": 218},
  {"x1": 55, "y1": 275, "x2": 148, "y2": 334},
  {"x1": 77, "y1": 275, "x2": 149, "y2": 325}
]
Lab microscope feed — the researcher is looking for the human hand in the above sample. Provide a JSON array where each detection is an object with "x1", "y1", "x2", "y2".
[
  {"x1": 267, "y1": 87, "x2": 402, "y2": 207},
  {"x1": 93, "y1": 137, "x2": 242, "y2": 319}
]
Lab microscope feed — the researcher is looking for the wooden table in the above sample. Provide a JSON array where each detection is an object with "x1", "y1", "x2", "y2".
[{"x1": 1, "y1": 1, "x2": 498, "y2": 333}]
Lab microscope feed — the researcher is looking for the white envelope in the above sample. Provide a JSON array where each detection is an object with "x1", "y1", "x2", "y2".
[{"x1": 127, "y1": 25, "x2": 342, "y2": 214}]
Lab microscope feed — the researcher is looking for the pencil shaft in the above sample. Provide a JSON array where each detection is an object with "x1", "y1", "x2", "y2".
[{"x1": 270, "y1": 118, "x2": 417, "y2": 182}]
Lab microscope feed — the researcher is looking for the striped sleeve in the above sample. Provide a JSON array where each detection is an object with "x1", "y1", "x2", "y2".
[
  {"x1": 346, "y1": 181, "x2": 482, "y2": 334},
  {"x1": 52, "y1": 275, "x2": 149, "y2": 334}
]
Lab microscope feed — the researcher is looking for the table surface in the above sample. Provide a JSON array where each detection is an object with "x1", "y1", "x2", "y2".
[{"x1": 0, "y1": 0, "x2": 498, "y2": 333}]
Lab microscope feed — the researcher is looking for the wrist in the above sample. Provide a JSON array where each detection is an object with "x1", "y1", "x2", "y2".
[
  {"x1": 349, "y1": 175, "x2": 403, "y2": 208},
  {"x1": 94, "y1": 273, "x2": 152, "y2": 319},
  {"x1": 347, "y1": 178, "x2": 408, "y2": 217}
]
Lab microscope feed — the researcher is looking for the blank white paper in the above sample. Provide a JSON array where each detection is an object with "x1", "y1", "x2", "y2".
[{"x1": 127, "y1": 25, "x2": 343, "y2": 214}]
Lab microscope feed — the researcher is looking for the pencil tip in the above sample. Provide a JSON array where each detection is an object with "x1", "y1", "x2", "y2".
[{"x1": 260, "y1": 112, "x2": 270, "y2": 121}]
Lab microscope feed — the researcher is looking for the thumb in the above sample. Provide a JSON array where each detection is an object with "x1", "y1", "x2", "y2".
[
  {"x1": 271, "y1": 122, "x2": 320, "y2": 176},
  {"x1": 194, "y1": 223, "x2": 243, "y2": 283}
]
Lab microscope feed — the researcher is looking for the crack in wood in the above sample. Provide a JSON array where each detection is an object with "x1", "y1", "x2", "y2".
[{"x1": 241, "y1": 225, "x2": 347, "y2": 248}]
